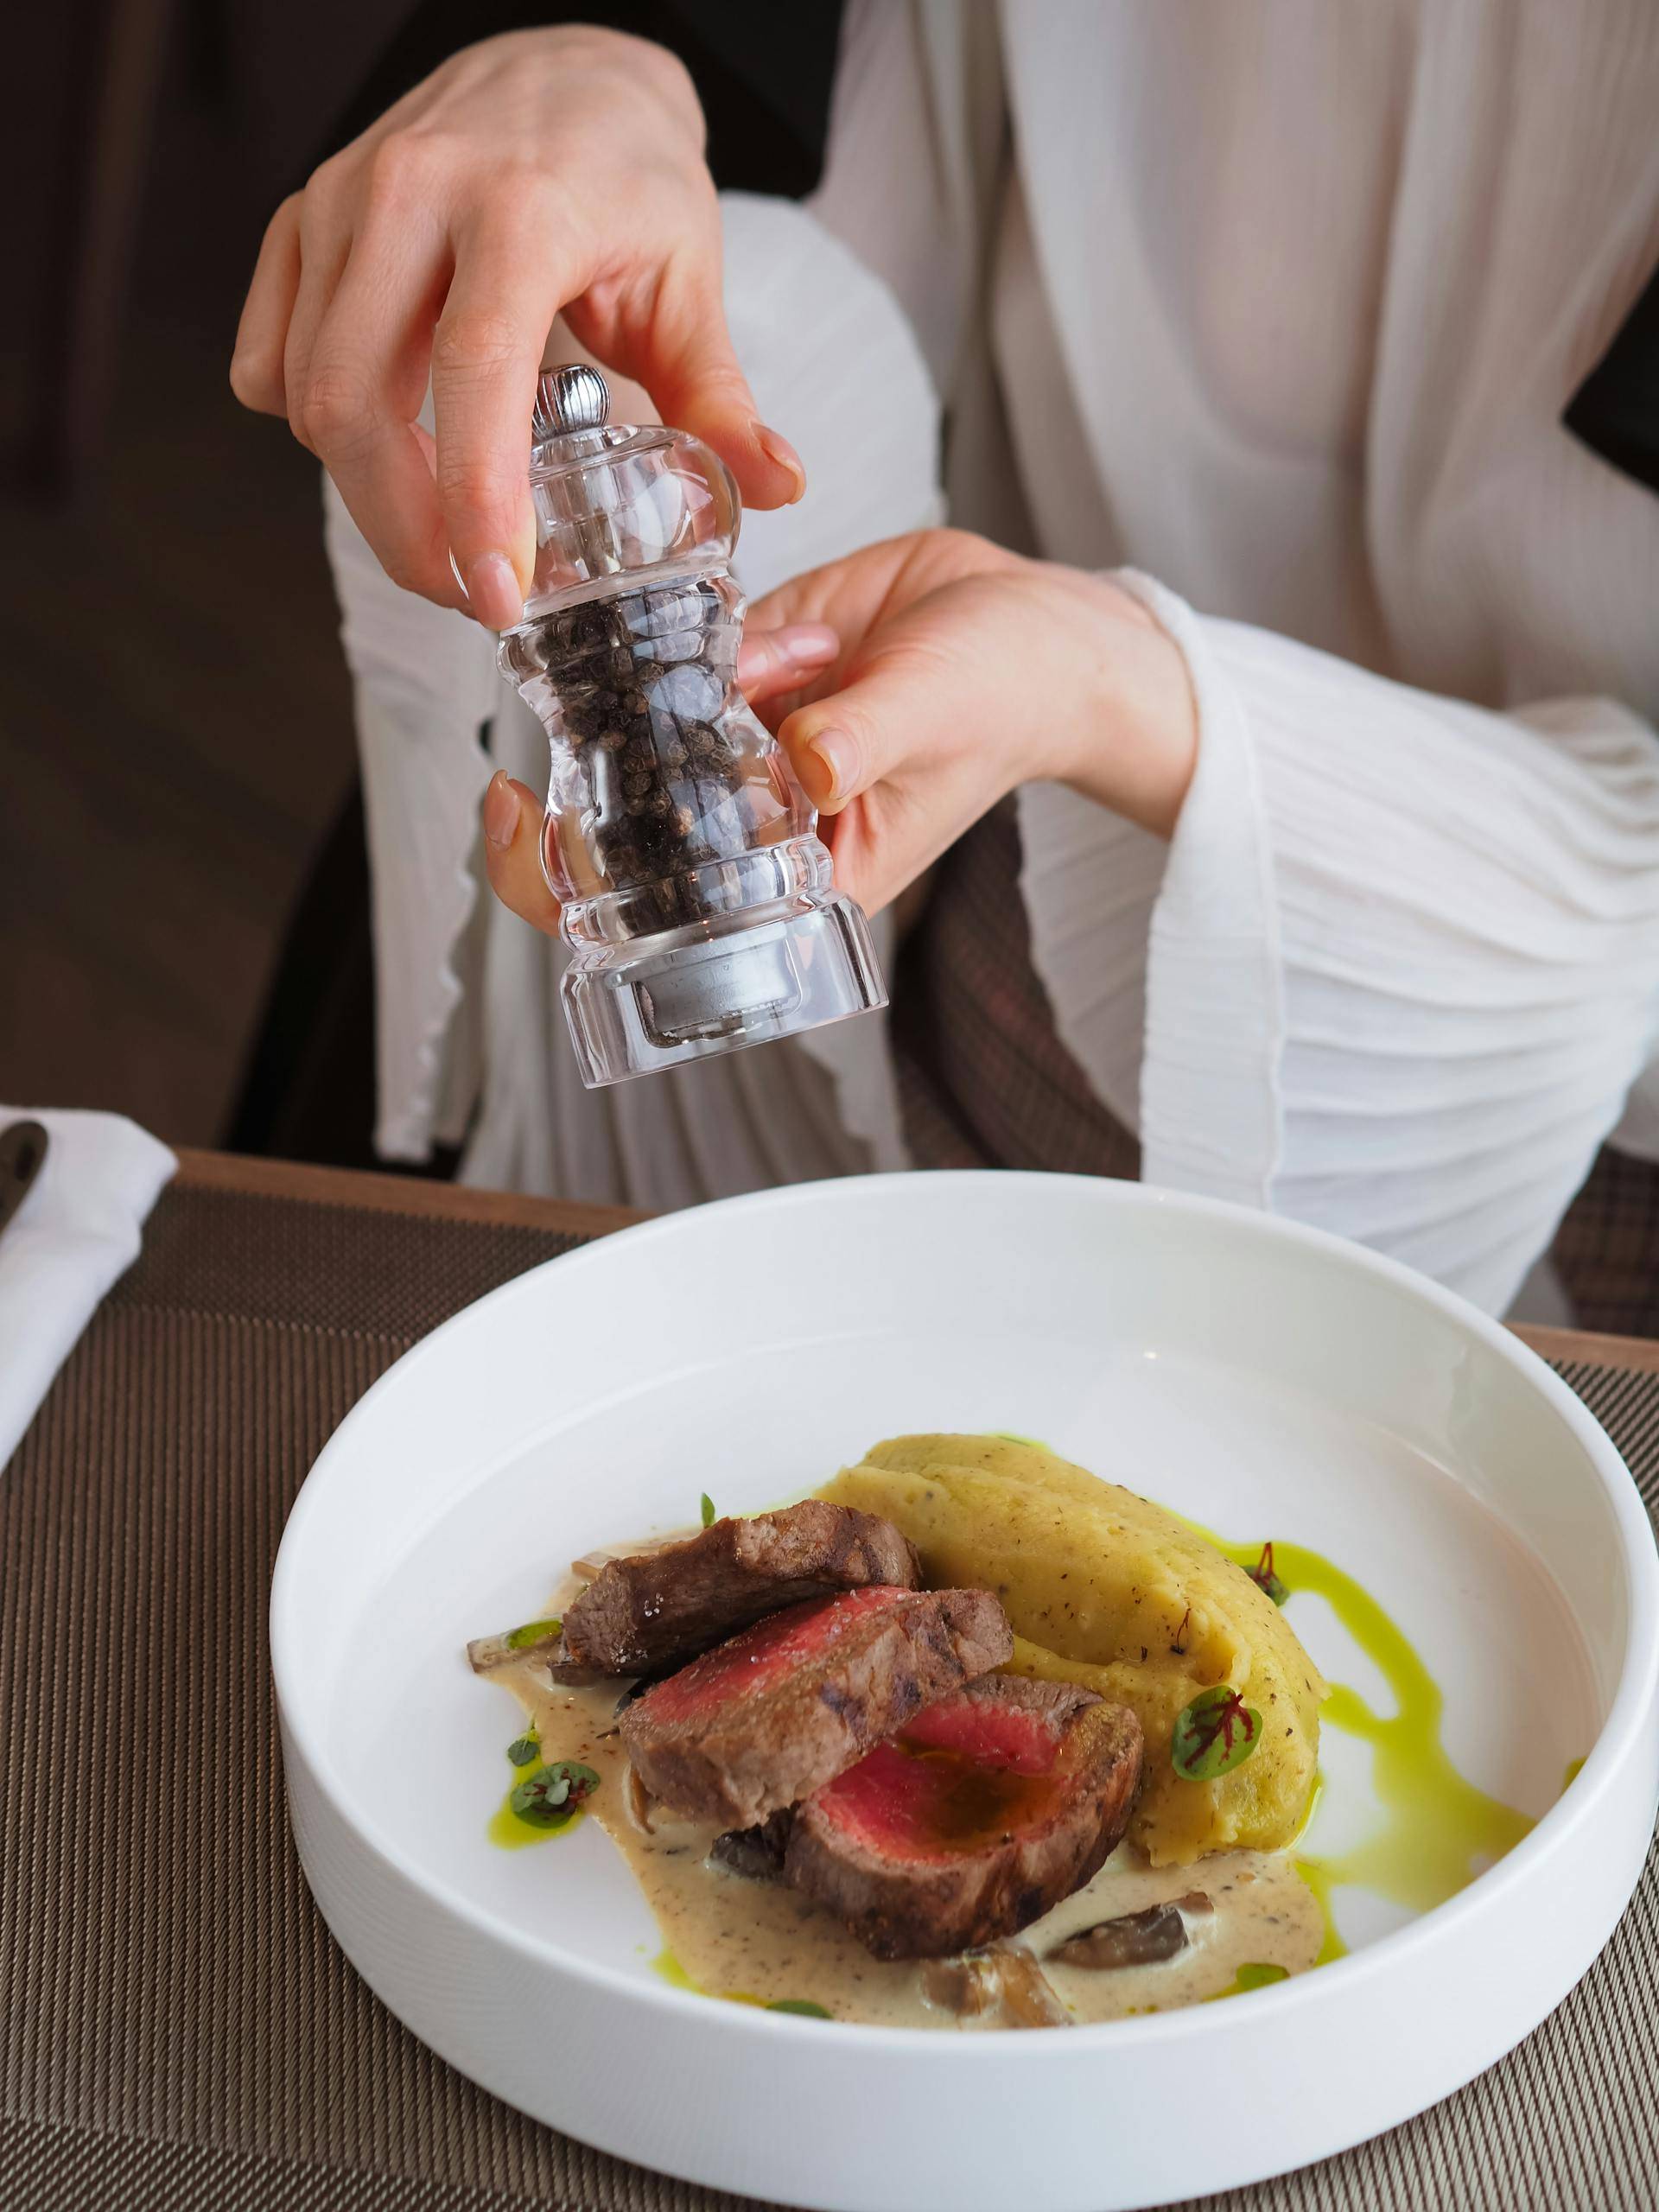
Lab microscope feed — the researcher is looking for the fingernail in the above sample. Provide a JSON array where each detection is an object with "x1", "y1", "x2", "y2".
[
  {"x1": 767, "y1": 621, "x2": 837, "y2": 668},
  {"x1": 753, "y1": 422, "x2": 807, "y2": 504},
  {"x1": 483, "y1": 771, "x2": 518, "y2": 850},
  {"x1": 461, "y1": 550, "x2": 524, "y2": 630},
  {"x1": 805, "y1": 726, "x2": 859, "y2": 806}
]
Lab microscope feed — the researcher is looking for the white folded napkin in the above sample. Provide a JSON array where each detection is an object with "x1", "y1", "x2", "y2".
[{"x1": 0, "y1": 1109, "x2": 176, "y2": 1471}]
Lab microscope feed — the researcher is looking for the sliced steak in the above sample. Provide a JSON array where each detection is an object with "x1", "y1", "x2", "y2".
[
  {"x1": 561, "y1": 1500, "x2": 921, "y2": 1675},
  {"x1": 620, "y1": 1585, "x2": 1013, "y2": 1828},
  {"x1": 785, "y1": 1675, "x2": 1143, "y2": 1960}
]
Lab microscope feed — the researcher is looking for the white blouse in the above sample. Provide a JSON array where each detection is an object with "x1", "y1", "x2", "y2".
[{"x1": 325, "y1": 0, "x2": 1659, "y2": 1316}]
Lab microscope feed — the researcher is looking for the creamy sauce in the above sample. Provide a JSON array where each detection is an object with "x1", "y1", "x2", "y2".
[{"x1": 487, "y1": 1659, "x2": 1319, "y2": 2027}]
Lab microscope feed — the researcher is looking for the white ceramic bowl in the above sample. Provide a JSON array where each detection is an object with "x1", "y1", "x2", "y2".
[{"x1": 271, "y1": 1173, "x2": 1659, "y2": 2212}]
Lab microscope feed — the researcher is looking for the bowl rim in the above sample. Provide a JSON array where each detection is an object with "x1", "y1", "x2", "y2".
[{"x1": 270, "y1": 1169, "x2": 1659, "y2": 2057}]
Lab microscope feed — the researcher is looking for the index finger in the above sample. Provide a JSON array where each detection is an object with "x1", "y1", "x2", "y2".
[
  {"x1": 298, "y1": 205, "x2": 467, "y2": 608},
  {"x1": 431, "y1": 211, "x2": 581, "y2": 629},
  {"x1": 230, "y1": 195, "x2": 303, "y2": 416}
]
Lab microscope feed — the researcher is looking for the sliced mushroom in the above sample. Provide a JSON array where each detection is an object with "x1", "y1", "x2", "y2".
[
  {"x1": 708, "y1": 1809, "x2": 793, "y2": 1882},
  {"x1": 569, "y1": 1529, "x2": 680, "y2": 1584},
  {"x1": 919, "y1": 1953, "x2": 1001, "y2": 2018},
  {"x1": 626, "y1": 1766, "x2": 658, "y2": 1834},
  {"x1": 988, "y1": 1944, "x2": 1071, "y2": 2028},
  {"x1": 467, "y1": 1621, "x2": 557, "y2": 1672},
  {"x1": 919, "y1": 1945, "x2": 1070, "y2": 2028},
  {"x1": 465, "y1": 1624, "x2": 609, "y2": 1684},
  {"x1": 1046, "y1": 1892, "x2": 1212, "y2": 1971}
]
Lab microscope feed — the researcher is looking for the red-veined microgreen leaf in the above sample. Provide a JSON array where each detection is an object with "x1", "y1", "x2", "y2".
[
  {"x1": 1248, "y1": 1542, "x2": 1288, "y2": 1606},
  {"x1": 1172, "y1": 1687, "x2": 1262, "y2": 1782}
]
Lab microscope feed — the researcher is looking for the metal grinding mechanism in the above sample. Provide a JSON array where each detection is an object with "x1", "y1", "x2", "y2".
[{"x1": 496, "y1": 365, "x2": 887, "y2": 1086}]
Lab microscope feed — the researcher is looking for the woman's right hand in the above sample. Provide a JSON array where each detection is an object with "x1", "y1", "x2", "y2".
[{"x1": 229, "y1": 28, "x2": 804, "y2": 628}]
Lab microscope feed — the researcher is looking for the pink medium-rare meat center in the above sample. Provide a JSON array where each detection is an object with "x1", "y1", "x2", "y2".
[
  {"x1": 638, "y1": 1584, "x2": 914, "y2": 1721},
  {"x1": 811, "y1": 1695, "x2": 1068, "y2": 1862}
]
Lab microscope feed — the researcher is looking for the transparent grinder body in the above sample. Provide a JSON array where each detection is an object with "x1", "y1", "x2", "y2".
[{"x1": 496, "y1": 365, "x2": 887, "y2": 1088}]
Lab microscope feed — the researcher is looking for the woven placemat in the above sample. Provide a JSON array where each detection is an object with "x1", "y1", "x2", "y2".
[{"x1": 3, "y1": 1179, "x2": 1656, "y2": 2212}]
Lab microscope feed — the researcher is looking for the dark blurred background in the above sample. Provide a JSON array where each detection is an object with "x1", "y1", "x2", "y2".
[
  {"x1": 0, "y1": 1, "x2": 397, "y2": 1149},
  {"x1": 0, "y1": 0, "x2": 838, "y2": 1162}
]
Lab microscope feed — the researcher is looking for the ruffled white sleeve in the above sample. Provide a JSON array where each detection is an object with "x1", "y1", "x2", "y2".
[{"x1": 1018, "y1": 572, "x2": 1659, "y2": 1315}]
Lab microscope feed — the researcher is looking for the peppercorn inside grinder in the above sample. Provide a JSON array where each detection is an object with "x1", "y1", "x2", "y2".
[{"x1": 496, "y1": 365, "x2": 887, "y2": 1087}]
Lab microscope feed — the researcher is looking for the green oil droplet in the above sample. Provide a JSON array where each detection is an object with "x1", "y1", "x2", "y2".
[
  {"x1": 652, "y1": 1946, "x2": 702, "y2": 1993},
  {"x1": 488, "y1": 1743, "x2": 592, "y2": 1849},
  {"x1": 1205, "y1": 1960, "x2": 1291, "y2": 2001},
  {"x1": 488, "y1": 1795, "x2": 566, "y2": 1849},
  {"x1": 1236, "y1": 1961, "x2": 1288, "y2": 1992}
]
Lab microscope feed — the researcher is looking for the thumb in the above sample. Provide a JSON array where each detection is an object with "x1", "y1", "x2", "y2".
[
  {"x1": 735, "y1": 620, "x2": 840, "y2": 703},
  {"x1": 778, "y1": 638, "x2": 1013, "y2": 917},
  {"x1": 480, "y1": 772, "x2": 561, "y2": 937},
  {"x1": 778, "y1": 657, "x2": 913, "y2": 816}
]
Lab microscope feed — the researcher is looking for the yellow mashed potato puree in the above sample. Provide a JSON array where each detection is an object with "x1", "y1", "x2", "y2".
[{"x1": 816, "y1": 1434, "x2": 1326, "y2": 1866}]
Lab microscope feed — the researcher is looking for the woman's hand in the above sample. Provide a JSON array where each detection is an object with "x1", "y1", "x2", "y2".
[
  {"x1": 480, "y1": 530, "x2": 1198, "y2": 933},
  {"x1": 740, "y1": 531, "x2": 1198, "y2": 915},
  {"x1": 230, "y1": 28, "x2": 804, "y2": 628}
]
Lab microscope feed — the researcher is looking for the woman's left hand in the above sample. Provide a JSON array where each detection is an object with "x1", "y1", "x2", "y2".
[{"x1": 481, "y1": 528, "x2": 1197, "y2": 929}]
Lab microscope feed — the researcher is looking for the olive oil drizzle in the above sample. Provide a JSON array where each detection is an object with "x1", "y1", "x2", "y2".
[{"x1": 1206, "y1": 1532, "x2": 1539, "y2": 1955}]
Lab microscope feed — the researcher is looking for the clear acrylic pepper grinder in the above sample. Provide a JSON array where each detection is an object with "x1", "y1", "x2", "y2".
[{"x1": 495, "y1": 364, "x2": 887, "y2": 1087}]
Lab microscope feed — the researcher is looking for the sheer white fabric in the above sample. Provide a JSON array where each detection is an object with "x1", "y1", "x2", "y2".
[
  {"x1": 325, "y1": 0, "x2": 1659, "y2": 1314},
  {"x1": 1018, "y1": 586, "x2": 1659, "y2": 1313}
]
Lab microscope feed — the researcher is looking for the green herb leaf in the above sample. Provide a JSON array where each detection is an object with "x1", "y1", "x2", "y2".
[
  {"x1": 1247, "y1": 1542, "x2": 1288, "y2": 1607},
  {"x1": 509, "y1": 1760, "x2": 600, "y2": 1828},
  {"x1": 700, "y1": 1493, "x2": 716, "y2": 1529},
  {"x1": 767, "y1": 1999, "x2": 832, "y2": 2018},
  {"x1": 505, "y1": 1617, "x2": 562, "y2": 1651},
  {"x1": 1172, "y1": 1687, "x2": 1263, "y2": 1782},
  {"x1": 507, "y1": 1733, "x2": 540, "y2": 1767}
]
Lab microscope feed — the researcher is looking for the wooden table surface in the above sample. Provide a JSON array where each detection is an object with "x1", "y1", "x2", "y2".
[{"x1": 172, "y1": 1146, "x2": 1659, "y2": 1378}]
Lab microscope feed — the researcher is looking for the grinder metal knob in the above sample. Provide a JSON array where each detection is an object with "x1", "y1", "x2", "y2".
[{"x1": 533, "y1": 362, "x2": 610, "y2": 441}]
